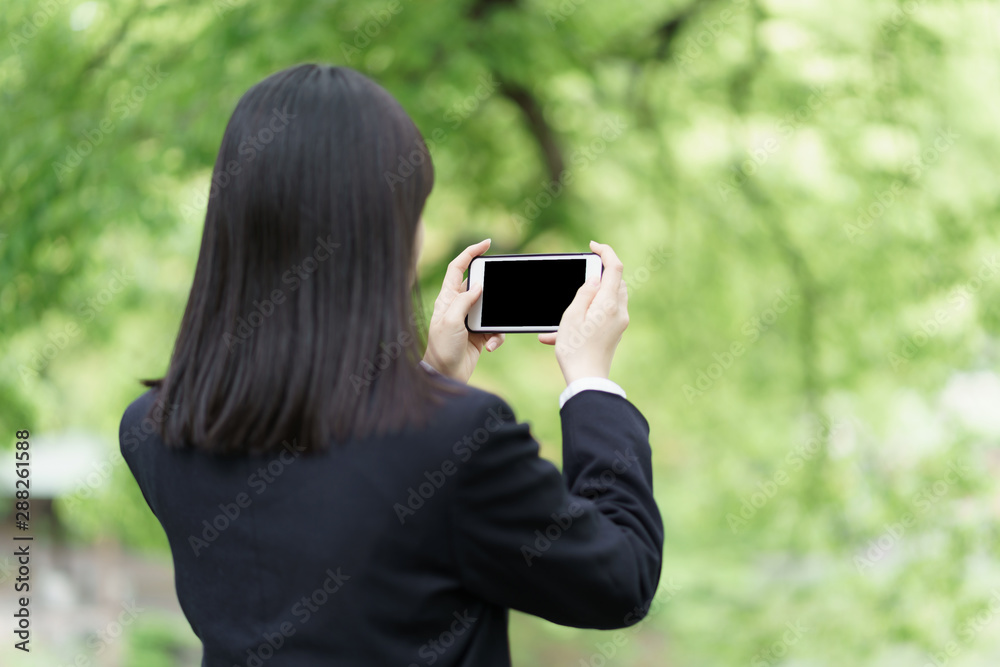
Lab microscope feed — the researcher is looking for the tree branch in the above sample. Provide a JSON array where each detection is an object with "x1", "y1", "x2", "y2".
[{"x1": 497, "y1": 77, "x2": 565, "y2": 184}]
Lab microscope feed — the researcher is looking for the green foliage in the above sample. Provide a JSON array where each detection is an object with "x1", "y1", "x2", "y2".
[
  {"x1": 3, "y1": 0, "x2": 1000, "y2": 664},
  {"x1": 122, "y1": 612, "x2": 202, "y2": 667}
]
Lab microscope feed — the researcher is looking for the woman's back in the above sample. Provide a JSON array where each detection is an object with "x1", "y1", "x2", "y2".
[{"x1": 121, "y1": 372, "x2": 661, "y2": 667}]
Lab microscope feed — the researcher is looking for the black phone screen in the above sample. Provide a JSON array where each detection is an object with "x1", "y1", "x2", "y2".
[{"x1": 481, "y1": 258, "x2": 588, "y2": 327}]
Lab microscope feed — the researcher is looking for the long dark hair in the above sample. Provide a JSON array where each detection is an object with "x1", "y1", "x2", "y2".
[{"x1": 142, "y1": 64, "x2": 460, "y2": 455}]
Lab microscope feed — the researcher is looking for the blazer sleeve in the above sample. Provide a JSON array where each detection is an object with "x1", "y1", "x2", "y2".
[{"x1": 450, "y1": 390, "x2": 663, "y2": 630}]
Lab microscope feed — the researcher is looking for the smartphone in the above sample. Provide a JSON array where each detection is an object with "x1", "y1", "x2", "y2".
[{"x1": 465, "y1": 252, "x2": 603, "y2": 333}]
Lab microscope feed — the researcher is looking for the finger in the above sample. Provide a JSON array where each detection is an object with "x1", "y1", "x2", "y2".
[
  {"x1": 469, "y1": 332, "x2": 490, "y2": 351},
  {"x1": 485, "y1": 333, "x2": 504, "y2": 352},
  {"x1": 443, "y1": 282, "x2": 482, "y2": 325},
  {"x1": 538, "y1": 332, "x2": 557, "y2": 345},
  {"x1": 443, "y1": 238, "x2": 491, "y2": 292},
  {"x1": 435, "y1": 273, "x2": 471, "y2": 314},
  {"x1": 619, "y1": 279, "x2": 629, "y2": 323},
  {"x1": 589, "y1": 240, "x2": 624, "y2": 304},
  {"x1": 561, "y1": 272, "x2": 602, "y2": 324}
]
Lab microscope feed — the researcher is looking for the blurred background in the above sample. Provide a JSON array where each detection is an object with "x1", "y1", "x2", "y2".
[{"x1": 2, "y1": 0, "x2": 1000, "y2": 665}]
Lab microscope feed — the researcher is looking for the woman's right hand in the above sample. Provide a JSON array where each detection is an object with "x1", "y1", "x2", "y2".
[{"x1": 538, "y1": 240, "x2": 629, "y2": 385}]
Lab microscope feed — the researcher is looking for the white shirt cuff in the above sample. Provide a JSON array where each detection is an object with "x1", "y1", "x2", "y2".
[
  {"x1": 559, "y1": 377, "x2": 627, "y2": 410},
  {"x1": 419, "y1": 359, "x2": 439, "y2": 374}
]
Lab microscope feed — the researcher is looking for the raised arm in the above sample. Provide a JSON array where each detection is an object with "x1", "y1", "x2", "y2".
[{"x1": 450, "y1": 392, "x2": 663, "y2": 629}]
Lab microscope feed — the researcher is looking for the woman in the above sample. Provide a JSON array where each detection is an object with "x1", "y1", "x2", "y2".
[{"x1": 120, "y1": 63, "x2": 663, "y2": 667}]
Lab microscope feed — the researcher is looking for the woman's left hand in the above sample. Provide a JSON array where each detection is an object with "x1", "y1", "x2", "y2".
[{"x1": 423, "y1": 238, "x2": 505, "y2": 383}]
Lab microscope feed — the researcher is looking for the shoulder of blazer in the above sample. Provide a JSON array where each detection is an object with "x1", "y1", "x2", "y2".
[
  {"x1": 424, "y1": 379, "x2": 524, "y2": 441},
  {"x1": 119, "y1": 387, "x2": 162, "y2": 459}
]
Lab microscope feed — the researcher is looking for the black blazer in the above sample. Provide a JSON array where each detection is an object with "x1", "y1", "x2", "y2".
[{"x1": 119, "y1": 374, "x2": 663, "y2": 667}]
